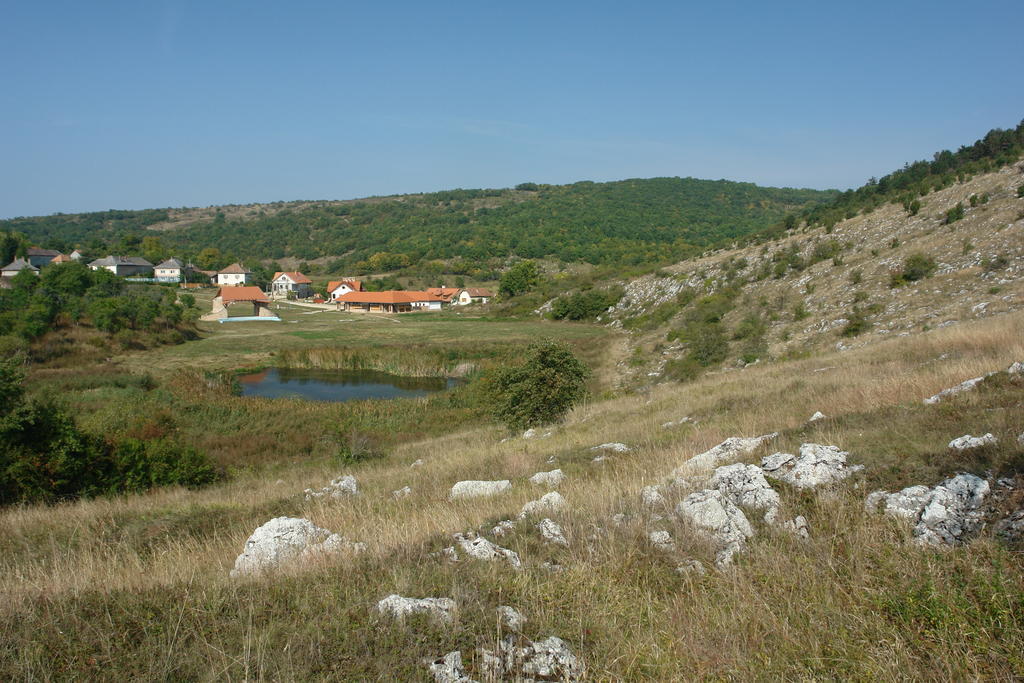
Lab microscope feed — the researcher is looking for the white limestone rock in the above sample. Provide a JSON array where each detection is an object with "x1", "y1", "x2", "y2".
[
  {"x1": 648, "y1": 530, "x2": 676, "y2": 552},
  {"x1": 674, "y1": 433, "x2": 778, "y2": 476},
  {"x1": 392, "y1": 486, "x2": 412, "y2": 499},
  {"x1": 497, "y1": 605, "x2": 526, "y2": 633},
  {"x1": 784, "y1": 515, "x2": 810, "y2": 540},
  {"x1": 537, "y1": 518, "x2": 568, "y2": 546},
  {"x1": 426, "y1": 651, "x2": 475, "y2": 683},
  {"x1": 529, "y1": 469, "x2": 566, "y2": 487},
  {"x1": 453, "y1": 532, "x2": 522, "y2": 570},
  {"x1": 410, "y1": 459, "x2": 424, "y2": 468},
  {"x1": 676, "y1": 490, "x2": 753, "y2": 567},
  {"x1": 377, "y1": 594, "x2": 456, "y2": 623},
  {"x1": 229, "y1": 516, "x2": 360, "y2": 578},
  {"x1": 480, "y1": 635, "x2": 583, "y2": 682},
  {"x1": 304, "y1": 474, "x2": 359, "y2": 500},
  {"x1": 640, "y1": 485, "x2": 667, "y2": 507},
  {"x1": 948, "y1": 433, "x2": 998, "y2": 451},
  {"x1": 761, "y1": 443, "x2": 863, "y2": 490},
  {"x1": 491, "y1": 519, "x2": 517, "y2": 537},
  {"x1": 591, "y1": 442, "x2": 631, "y2": 453},
  {"x1": 709, "y1": 463, "x2": 781, "y2": 523},
  {"x1": 450, "y1": 480, "x2": 512, "y2": 500},
  {"x1": 808, "y1": 411, "x2": 826, "y2": 422},
  {"x1": 924, "y1": 374, "x2": 989, "y2": 404},
  {"x1": 994, "y1": 509, "x2": 1024, "y2": 543},
  {"x1": 522, "y1": 428, "x2": 538, "y2": 439},
  {"x1": 867, "y1": 474, "x2": 991, "y2": 546},
  {"x1": 519, "y1": 491, "x2": 567, "y2": 519},
  {"x1": 1018, "y1": 432, "x2": 1024, "y2": 447},
  {"x1": 675, "y1": 559, "x2": 707, "y2": 576}
]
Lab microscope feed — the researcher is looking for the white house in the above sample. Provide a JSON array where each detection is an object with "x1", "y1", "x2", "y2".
[
  {"x1": 216, "y1": 263, "x2": 252, "y2": 286},
  {"x1": 1, "y1": 258, "x2": 39, "y2": 278},
  {"x1": 326, "y1": 279, "x2": 363, "y2": 301},
  {"x1": 154, "y1": 258, "x2": 187, "y2": 282},
  {"x1": 454, "y1": 288, "x2": 494, "y2": 305},
  {"x1": 271, "y1": 271, "x2": 313, "y2": 299},
  {"x1": 88, "y1": 256, "x2": 154, "y2": 277},
  {"x1": 69, "y1": 249, "x2": 84, "y2": 261}
]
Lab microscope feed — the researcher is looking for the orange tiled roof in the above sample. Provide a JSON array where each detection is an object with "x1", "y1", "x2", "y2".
[
  {"x1": 337, "y1": 290, "x2": 439, "y2": 304},
  {"x1": 50, "y1": 254, "x2": 73, "y2": 263},
  {"x1": 217, "y1": 286, "x2": 270, "y2": 304},
  {"x1": 218, "y1": 262, "x2": 251, "y2": 274},
  {"x1": 273, "y1": 271, "x2": 312, "y2": 284},
  {"x1": 327, "y1": 279, "x2": 363, "y2": 293}
]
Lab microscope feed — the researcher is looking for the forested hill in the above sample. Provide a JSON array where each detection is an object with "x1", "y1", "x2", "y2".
[{"x1": 2, "y1": 177, "x2": 834, "y2": 271}]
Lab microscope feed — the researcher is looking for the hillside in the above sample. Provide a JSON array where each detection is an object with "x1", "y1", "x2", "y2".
[
  {"x1": 1, "y1": 177, "x2": 834, "y2": 270},
  {"x1": 583, "y1": 161, "x2": 1024, "y2": 385}
]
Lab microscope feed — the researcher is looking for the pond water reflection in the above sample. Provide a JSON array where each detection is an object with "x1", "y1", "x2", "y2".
[{"x1": 237, "y1": 367, "x2": 457, "y2": 402}]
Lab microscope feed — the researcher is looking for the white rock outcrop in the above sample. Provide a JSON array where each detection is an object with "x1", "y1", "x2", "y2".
[
  {"x1": 377, "y1": 594, "x2": 456, "y2": 623},
  {"x1": 498, "y1": 605, "x2": 526, "y2": 633},
  {"x1": 529, "y1": 469, "x2": 566, "y2": 487},
  {"x1": 948, "y1": 433, "x2": 998, "y2": 451},
  {"x1": 866, "y1": 473, "x2": 991, "y2": 546},
  {"x1": 453, "y1": 532, "x2": 522, "y2": 569},
  {"x1": 304, "y1": 474, "x2": 359, "y2": 500},
  {"x1": 392, "y1": 486, "x2": 412, "y2": 499},
  {"x1": 519, "y1": 491, "x2": 567, "y2": 518},
  {"x1": 676, "y1": 490, "x2": 754, "y2": 567},
  {"x1": 479, "y1": 635, "x2": 582, "y2": 682},
  {"x1": 784, "y1": 515, "x2": 810, "y2": 540},
  {"x1": 675, "y1": 559, "x2": 707, "y2": 576},
  {"x1": 674, "y1": 433, "x2": 778, "y2": 475},
  {"x1": 426, "y1": 651, "x2": 475, "y2": 683},
  {"x1": 761, "y1": 443, "x2": 863, "y2": 489},
  {"x1": 808, "y1": 411, "x2": 826, "y2": 422},
  {"x1": 450, "y1": 480, "x2": 512, "y2": 500},
  {"x1": 709, "y1": 463, "x2": 781, "y2": 524},
  {"x1": 491, "y1": 520, "x2": 517, "y2": 537},
  {"x1": 920, "y1": 359, "x2": 1021, "y2": 404},
  {"x1": 640, "y1": 485, "x2": 667, "y2": 507},
  {"x1": 229, "y1": 517, "x2": 362, "y2": 578},
  {"x1": 648, "y1": 530, "x2": 676, "y2": 552},
  {"x1": 537, "y1": 518, "x2": 568, "y2": 546},
  {"x1": 591, "y1": 442, "x2": 631, "y2": 453}
]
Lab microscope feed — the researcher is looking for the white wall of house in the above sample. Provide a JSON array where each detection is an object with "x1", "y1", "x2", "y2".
[
  {"x1": 156, "y1": 268, "x2": 181, "y2": 281},
  {"x1": 330, "y1": 284, "x2": 356, "y2": 300},
  {"x1": 217, "y1": 272, "x2": 250, "y2": 285}
]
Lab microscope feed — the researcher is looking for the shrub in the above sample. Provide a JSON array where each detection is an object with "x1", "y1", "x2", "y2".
[
  {"x1": 550, "y1": 287, "x2": 624, "y2": 321},
  {"x1": 892, "y1": 253, "x2": 938, "y2": 287},
  {"x1": 945, "y1": 203, "x2": 965, "y2": 224},
  {"x1": 1017, "y1": 184, "x2": 1024, "y2": 198},
  {"x1": 483, "y1": 340, "x2": 590, "y2": 430}
]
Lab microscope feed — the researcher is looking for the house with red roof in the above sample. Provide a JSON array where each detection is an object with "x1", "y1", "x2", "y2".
[
  {"x1": 454, "y1": 288, "x2": 494, "y2": 305},
  {"x1": 326, "y1": 279, "x2": 364, "y2": 301},
  {"x1": 201, "y1": 286, "x2": 278, "y2": 321},
  {"x1": 270, "y1": 271, "x2": 313, "y2": 299},
  {"x1": 216, "y1": 263, "x2": 252, "y2": 286},
  {"x1": 335, "y1": 290, "x2": 444, "y2": 314}
]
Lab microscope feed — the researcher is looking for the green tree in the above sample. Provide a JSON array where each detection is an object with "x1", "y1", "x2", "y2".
[
  {"x1": 498, "y1": 260, "x2": 540, "y2": 298},
  {"x1": 483, "y1": 340, "x2": 590, "y2": 430}
]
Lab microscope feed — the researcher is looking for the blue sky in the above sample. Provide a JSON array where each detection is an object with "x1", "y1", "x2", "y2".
[{"x1": 1, "y1": 0, "x2": 1022, "y2": 218}]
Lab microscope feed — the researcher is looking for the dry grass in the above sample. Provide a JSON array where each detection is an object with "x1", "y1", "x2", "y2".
[{"x1": 2, "y1": 312, "x2": 1023, "y2": 678}]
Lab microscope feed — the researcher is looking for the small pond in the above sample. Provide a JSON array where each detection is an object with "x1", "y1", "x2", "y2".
[{"x1": 237, "y1": 367, "x2": 458, "y2": 402}]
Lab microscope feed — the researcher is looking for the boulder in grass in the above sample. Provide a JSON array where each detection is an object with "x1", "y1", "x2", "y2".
[
  {"x1": 529, "y1": 469, "x2": 566, "y2": 487},
  {"x1": 590, "y1": 442, "x2": 631, "y2": 453},
  {"x1": 673, "y1": 433, "x2": 778, "y2": 475},
  {"x1": 425, "y1": 651, "x2": 475, "y2": 683},
  {"x1": 519, "y1": 491, "x2": 567, "y2": 518},
  {"x1": 230, "y1": 517, "x2": 362, "y2": 578},
  {"x1": 947, "y1": 433, "x2": 998, "y2": 451},
  {"x1": 450, "y1": 480, "x2": 512, "y2": 500},
  {"x1": 304, "y1": 474, "x2": 359, "y2": 500},
  {"x1": 761, "y1": 443, "x2": 863, "y2": 490},
  {"x1": 537, "y1": 518, "x2": 568, "y2": 546},
  {"x1": 866, "y1": 473, "x2": 990, "y2": 547},
  {"x1": 676, "y1": 489, "x2": 754, "y2": 568},
  {"x1": 377, "y1": 594, "x2": 456, "y2": 624},
  {"x1": 453, "y1": 532, "x2": 522, "y2": 570},
  {"x1": 709, "y1": 463, "x2": 781, "y2": 523}
]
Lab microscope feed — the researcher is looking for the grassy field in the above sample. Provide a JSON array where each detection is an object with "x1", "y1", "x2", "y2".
[{"x1": 2, "y1": 306, "x2": 1023, "y2": 679}]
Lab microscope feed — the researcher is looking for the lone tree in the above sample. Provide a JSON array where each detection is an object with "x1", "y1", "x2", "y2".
[
  {"x1": 498, "y1": 260, "x2": 540, "y2": 298},
  {"x1": 484, "y1": 340, "x2": 590, "y2": 430}
]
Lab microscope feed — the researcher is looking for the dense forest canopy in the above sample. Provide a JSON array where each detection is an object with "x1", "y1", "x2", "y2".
[{"x1": 1, "y1": 178, "x2": 834, "y2": 271}]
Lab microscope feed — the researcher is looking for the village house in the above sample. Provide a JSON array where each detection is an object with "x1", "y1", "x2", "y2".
[
  {"x1": 335, "y1": 290, "x2": 444, "y2": 313},
  {"x1": 87, "y1": 255, "x2": 154, "y2": 277},
  {"x1": 201, "y1": 286, "x2": 278, "y2": 322},
  {"x1": 326, "y1": 279, "x2": 363, "y2": 301},
  {"x1": 454, "y1": 287, "x2": 494, "y2": 305},
  {"x1": 216, "y1": 263, "x2": 252, "y2": 286},
  {"x1": 154, "y1": 258, "x2": 189, "y2": 282},
  {"x1": 426, "y1": 286, "x2": 461, "y2": 304},
  {"x1": 50, "y1": 254, "x2": 74, "y2": 265},
  {"x1": 26, "y1": 247, "x2": 62, "y2": 268},
  {"x1": 270, "y1": 271, "x2": 313, "y2": 299},
  {"x1": 1, "y1": 258, "x2": 40, "y2": 278},
  {"x1": 69, "y1": 249, "x2": 84, "y2": 261}
]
